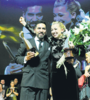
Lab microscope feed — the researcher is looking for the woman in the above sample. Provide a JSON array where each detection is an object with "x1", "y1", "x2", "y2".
[
  {"x1": 19, "y1": 17, "x2": 79, "y2": 100},
  {"x1": 78, "y1": 51, "x2": 90, "y2": 88},
  {"x1": 0, "y1": 83, "x2": 5, "y2": 100},
  {"x1": 6, "y1": 81, "x2": 19, "y2": 100},
  {"x1": 48, "y1": 22, "x2": 79, "y2": 100}
]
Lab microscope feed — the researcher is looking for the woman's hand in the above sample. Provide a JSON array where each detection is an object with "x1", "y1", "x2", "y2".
[
  {"x1": 13, "y1": 88, "x2": 19, "y2": 96},
  {"x1": 84, "y1": 65, "x2": 90, "y2": 77},
  {"x1": 68, "y1": 41, "x2": 75, "y2": 48},
  {"x1": 6, "y1": 89, "x2": 12, "y2": 97},
  {"x1": 13, "y1": 88, "x2": 15, "y2": 93},
  {"x1": 19, "y1": 16, "x2": 26, "y2": 26},
  {"x1": 10, "y1": 89, "x2": 13, "y2": 93}
]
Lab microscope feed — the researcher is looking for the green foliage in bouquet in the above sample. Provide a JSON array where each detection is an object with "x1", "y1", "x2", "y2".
[{"x1": 69, "y1": 16, "x2": 90, "y2": 55}]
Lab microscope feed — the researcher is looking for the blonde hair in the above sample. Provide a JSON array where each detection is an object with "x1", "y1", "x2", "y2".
[
  {"x1": 85, "y1": 51, "x2": 90, "y2": 56},
  {"x1": 51, "y1": 21, "x2": 66, "y2": 31}
]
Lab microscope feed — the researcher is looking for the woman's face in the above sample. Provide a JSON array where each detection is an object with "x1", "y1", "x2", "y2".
[
  {"x1": 10, "y1": 82, "x2": 14, "y2": 87},
  {"x1": 86, "y1": 55, "x2": 90, "y2": 64},
  {"x1": 51, "y1": 23, "x2": 63, "y2": 39}
]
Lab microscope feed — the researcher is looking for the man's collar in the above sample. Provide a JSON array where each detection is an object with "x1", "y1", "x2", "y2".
[
  {"x1": 35, "y1": 36, "x2": 44, "y2": 41},
  {"x1": 35, "y1": 36, "x2": 39, "y2": 41}
]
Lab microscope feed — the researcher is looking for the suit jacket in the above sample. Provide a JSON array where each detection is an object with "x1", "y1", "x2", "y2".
[
  {"x1": 73, "y1": 59, "x2": 82, "y2": 79},
  {"x1": 15, "y1": 37, "x2": 51, "y2": 89}
]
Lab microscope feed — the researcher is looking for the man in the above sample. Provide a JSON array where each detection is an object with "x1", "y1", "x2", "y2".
[
  {"x1": 14, "y1": 78, "x2": 20, "y2": 89},
  {"x1": 14, "y1": 78, "x2": 18, "y2": 86},
  {"x1": 14, "y1": 78, "x2": 20, "y2": 100},
  {"x1": 0, "y1": 79, "x2": 8, "y2": 99},
  {"x1": 4, "y1": 3, "x2": 44, "y2": 75},
  {"x1": 53, "y1": 0, "x2": 85, "y2": 29},
  {"x1": 22, "y1": 4, "x2": 43, "y2": 39},
  {"x1": 15, "y1": 20, "x2": 51, "y2": 100},
  {"x1": 0, "y1": 79, "x2": 7, "y2": 90}
]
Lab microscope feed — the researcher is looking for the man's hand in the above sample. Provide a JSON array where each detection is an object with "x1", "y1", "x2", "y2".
[
  {"x1": 19, "y1": 16, "x2": 26, "y2": 26},
  {"x1": 49, "y1": 87, "x2": 53, "y2": 100},
  {"x1": 68, "y1": 41, "x2": 75, "y2": 48},
  {"x1": 25, "y1": 51, "x2": 35, "y2": 61}
]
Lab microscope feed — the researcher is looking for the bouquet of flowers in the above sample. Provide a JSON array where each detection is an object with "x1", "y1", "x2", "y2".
[{"x1": 68, "y1": 16, "x2": 90, "y2": 56}]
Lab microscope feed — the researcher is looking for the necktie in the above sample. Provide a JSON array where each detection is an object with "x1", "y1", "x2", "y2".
[{"x1": 39, "y1": 40, "x2": 42, "y2": 49}]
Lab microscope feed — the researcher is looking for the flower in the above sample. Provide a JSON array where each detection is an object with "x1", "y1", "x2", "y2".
[
  {"x1": 79, "y1": 24, "x2": 84, "y2": 30},
  {"x1": 85, "y1": 16, "x2": 90, "y2": 20},
  {"x1": 69, "y1": 15, "x2": 90, "y2": 55},
  {"x1": 82, "y1": 19, "x2": 86, "y2": 23},
  {"x1": 83, "y1": 34, "x2": 90, "y2": 43},
  {"x1": 63, "y1": 29, "x2": 71, "y2": 37},
  {"x1": 73, "y1": 27, "x2": 80, "y2": 35}
]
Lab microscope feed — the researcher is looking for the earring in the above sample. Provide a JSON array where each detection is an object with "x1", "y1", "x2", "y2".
[{"x1": 61, "y1": 32, "x2": 63, "y2": 34}]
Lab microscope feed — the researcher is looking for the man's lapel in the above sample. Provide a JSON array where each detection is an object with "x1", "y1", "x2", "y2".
[
  {"x1": 29, "y1": 38, "x2": 49, "y2": 58},
  {"x1": 29, "y1": 38, "x2": 38, "y2": 51}
]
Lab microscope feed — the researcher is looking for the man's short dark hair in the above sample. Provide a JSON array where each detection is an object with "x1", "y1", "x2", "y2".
[
  {"x1": 54, "y1": 0, "x2": 81, "y2": 15},
  {"x1": 34, "y1": 20, "x2": 47, "y2": 28},
  {"x1": 20, "y1": 0, "x2": 43, "y2": 13}
]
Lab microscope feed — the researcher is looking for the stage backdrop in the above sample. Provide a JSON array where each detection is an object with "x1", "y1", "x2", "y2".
[{"x1": 0, "y1": 0, "x2": 90, "y2": 75}]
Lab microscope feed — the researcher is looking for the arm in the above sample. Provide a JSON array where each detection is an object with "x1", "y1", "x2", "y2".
[
  {"x1": 6, "y1": 92, "x2": 12, "y2": 97},
  {"x1": 78, "y1": 74, "x2": 86, "y2": 88},
  {"x1": 19, "y1": 16, "x2": 35, "y2": 37},
  {"x1": 15, "y1": 40, "x2": 35, "y2": 65},
  {"x1": 15, "y1": 40, "x2": 27, "y2": 65},
  {"x1": 74, "y1": 60, "x2": 82, "y2": 78},
  {"x1": 13, "y1": 88, "x2": 19, "y2": 96},
  {"x1": 78, "y1": 65, "x2": 90, "y2": 88},
  {"x1": 6, "y1": 88, "x2": 12, "y2": 97},
  {"x1": 68, "y1": 41, "x2": 85, "y2": 58},
  {"x1": 25, "y1": 24, "x2": 35, "y2": 35},
  {"x1": 2, "y1": 90, "x2": 5, "y2": 98}
]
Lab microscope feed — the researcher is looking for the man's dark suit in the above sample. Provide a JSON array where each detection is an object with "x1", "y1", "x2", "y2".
[{"x1": 15, "y1": 37, "x2": 51, "y2": 100}]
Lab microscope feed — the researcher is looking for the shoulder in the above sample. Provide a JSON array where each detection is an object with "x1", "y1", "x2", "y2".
[
  {"x1": 27, "y1": 38, "x2": 33, "y2": 41},
  {"x1": 6, "y1": 88, "x2": 10, "y2": 91},
  {"x1": 48, "y1": 36, "x2": 53, "y2": 42},
  {"x1": 14, "y1": 87, "x2": 18, "y2": 90},
  {"x1": 47, "y1": 36, "x2": 55, "y2": 46},
  {"x1": 44, "y1": 40, "x2": 50, "y2": 47}
]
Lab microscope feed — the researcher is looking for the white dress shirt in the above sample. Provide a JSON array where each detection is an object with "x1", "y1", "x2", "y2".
[{"x1": 34, "y1": 36, "x2": 44, "y2": 50}]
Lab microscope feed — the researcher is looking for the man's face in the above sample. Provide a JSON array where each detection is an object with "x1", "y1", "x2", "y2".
[
  {"x1": 24, "y1": 5, "x2": 43, "y2": 28},
  {"x1": 14, "y1": 78, "x2": 18, "y2": 85},
  {"x1": 53, "y1": 5, "x2": 73, "y2": 26},
  {"x1": 34, "y1": 23, "x2": 46, "y2": 39},
  {"x1": 1, "y1": 80, "x2": 5, "y2": 85}
]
